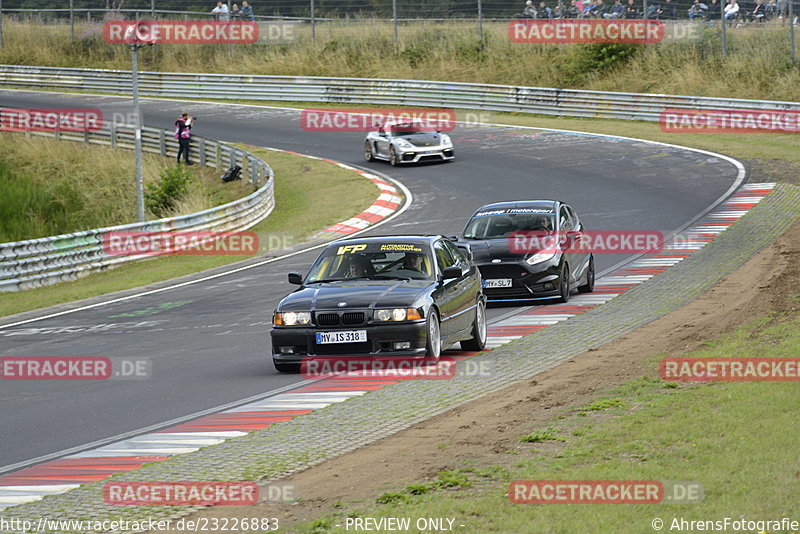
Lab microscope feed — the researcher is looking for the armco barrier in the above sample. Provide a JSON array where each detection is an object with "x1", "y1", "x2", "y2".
[
  {"x1": 0, "y1": 64, "x2": 798, "y2": 121},
  {"x1": 0, "y1": 123, "x2": 274, "y2": 292}
]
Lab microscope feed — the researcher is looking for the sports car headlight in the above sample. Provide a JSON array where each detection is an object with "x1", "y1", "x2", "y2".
[
  {"x1": 274, "y1": 311, "x2": 311, "y2": 326},
  {"x1": 525, "y1": 250, "x2": 558, "y2": 265},
  {"x1": 374, "y1": 308, "x2": 423, "y2": 321},
  {"x1": 440, "y1": 134, "x2": 452, "y2": 147},
  {"x1": 396, "y1": 139, "x2": 413, "y2": 149}
]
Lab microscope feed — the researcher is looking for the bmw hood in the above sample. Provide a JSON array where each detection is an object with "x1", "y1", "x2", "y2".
[{"x1": 279, "y1": 280, "x2": 429, "y2": 311}]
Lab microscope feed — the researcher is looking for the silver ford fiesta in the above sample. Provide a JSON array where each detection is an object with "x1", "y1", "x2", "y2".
[{"x1": 364, "y1": 120, "x2": 455, "y2": 166}]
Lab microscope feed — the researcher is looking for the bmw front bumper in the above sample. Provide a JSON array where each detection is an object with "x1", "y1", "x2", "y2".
[{"x1": 270, "y1": 320, "x2": 428, "y2": 365}]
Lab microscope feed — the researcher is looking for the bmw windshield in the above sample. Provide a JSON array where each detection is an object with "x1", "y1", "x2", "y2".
[{"x1": 305, "y1": 243, "x2": 435, "y2": 283}]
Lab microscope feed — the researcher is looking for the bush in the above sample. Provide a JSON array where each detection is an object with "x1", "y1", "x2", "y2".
[{"x1": 144, "y1": 165, "x2": 193, "y2": 218}]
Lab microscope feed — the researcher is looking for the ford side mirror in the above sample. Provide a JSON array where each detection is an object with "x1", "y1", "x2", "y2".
[{"x1": 288, "y1": 272, "x2": 303, "y2": 285}]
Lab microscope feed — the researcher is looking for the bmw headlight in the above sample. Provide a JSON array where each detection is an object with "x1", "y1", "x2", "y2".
[
  {"x1": 374, "y1": 308, "x2": 423, "y2": 322},
  {"x1": 274, "y1": 311, "x2": 311, "y2": 326},
  {"x1": 440, "y1": 134, "x2": 452, "y2": 147},
  {"x1": 525, "y1": 250, "x2": 558, "y2": 265}
]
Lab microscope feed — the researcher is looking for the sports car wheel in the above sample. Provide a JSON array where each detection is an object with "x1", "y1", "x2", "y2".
[
  {"x1": 461, "y1": 300, "x2": 487, "y2": 351},
  {"x1": 365, "y1": 141, "x2": 375, "y2": 162},
  {"x1": 556, "y1": 264, "x2": 571, "y2": 303},
  {"x1": 273, "y1": 360, "x2": 300, "y2": 374},
  {"x1": 425, "y1": 308, "x2": 441, "y2": 362},
  {"x1": 578, "y1": 255, "x2": 595, "y2": 293},
  {"x1": 389, "y1": 147, "x2": 400, "y2": 167}
]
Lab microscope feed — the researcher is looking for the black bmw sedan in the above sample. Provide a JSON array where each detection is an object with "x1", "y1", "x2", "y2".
[
  {"x1": 270, "y1": 236, "x2": 486, "y2": 373},
  {"x1": 460, "y1": 200, "x2": 595, "y2": 303}
]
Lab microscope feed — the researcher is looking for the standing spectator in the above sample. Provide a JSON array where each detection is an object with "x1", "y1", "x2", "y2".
[
  {"x1": 174, "y1": 113, "x2": 194, "y2": 166},
  {"x1": 776, "y1": 0, "x2": 787, "y2": 22},
  {"x1": 625, "y1": 0, "x2": 639, "y2": 17},
  {"x1": 707, "y1": 0, "x2": 722, "y2": 20},
  {"x1": 231, "y1": 3, "x2": 241, "y2": 19},
  {"x1": 538, "y1": 1, "x2": 555, "y2": 17},
  {"x1": 724, "y1": 0, "x2": 740, "y2": 24},
  {"x1": 241, "y1": 1, "x2": 255, "y2": 20},
  {"x1": 604, "y1": 0, "x2": 626, "y2": 17},
  {"x1": 212, "y1": 1, "x2": 230, "y2": 21},
  {"x1": 660, "y1": 0, "x2": 678, "y2": 19}
]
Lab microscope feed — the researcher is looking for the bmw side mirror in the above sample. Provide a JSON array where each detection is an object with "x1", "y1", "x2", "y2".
[
  {"x1": 442, "y1": 266, "x2": 462, "y2": 280},
  {"x1": 288, "y1": 272, "x2": 303, "y2": 285}
]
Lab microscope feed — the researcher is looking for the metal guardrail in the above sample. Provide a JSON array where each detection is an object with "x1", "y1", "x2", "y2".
[
  {"x1": 0, "y1": 122, "x2": 275, "y2": 292},
  {"x1": 0, "y1": 64, "x2": 797, "y2": 122}
]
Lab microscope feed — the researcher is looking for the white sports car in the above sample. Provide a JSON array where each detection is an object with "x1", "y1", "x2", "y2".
[{"x1": 364, "y1": 120, "x2": 455, "y2": 166}]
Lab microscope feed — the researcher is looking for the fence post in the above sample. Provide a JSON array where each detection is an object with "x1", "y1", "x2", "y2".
[
  {"x1": 311, "y1": 0, "x2": 316, "y2": 42},
  {"x1": 393, "y1": 0, "x2": 398, "y2": 50},
  {"x1": 70, "y1": 0, "x2": 74, "y2": 43},
  {"x1": 199, "y1": 138, "x2": 206, "y2": 166},
  {"x1": 159, "y1": 129, "x2": 166, "y2": 156},
  {"x1": 477, "y1": 0, "x2": 483, "y2": 44},
  {"x1": 721, "y1": 0, "x2": 727, "y2": 57},
  {"x1": 110, "y1": 122, "x2": 117, "y2": 149},
  {"x1": 0, "y1": 0, "x2": 4, "y2": 49},
  {"x1": 790, "y1": 0, "x2": 796, "y2": 63}
]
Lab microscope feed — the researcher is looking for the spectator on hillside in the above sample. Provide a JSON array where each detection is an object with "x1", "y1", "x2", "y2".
[
  {"x1": 231, "y1": 3, "x2": 241, "y2": 19},
  {"x1": 625, "y1": 0, "x2": 639, "y2": 17},
  {"x1": 688, "y1": 0, "x2": 709, "y2": 19},
  {"x1": 589, "y1": 0, "x2": 608, "y2": 17},
  {"x1": 751, "y1": 0, "x2": 767, "y2": 19},
  {"x1": 538, "y1": 1, "x2": 555, "y2": 17},
  {"x1": 522, "y1": 0, "x2": 538, "y2": 17},
  {"x1": 775, "y1": 0, "x2": 787, "y2": 22},
  {"x1": 659, "y1": 0, "x2": 678, "y2": 19},
  {"x1": 646, "y1": 2, "x2": 660, "y2": 18},
  {"x1": 241, "y1": 1, "x2": 255, "y2": 20},
  {"x1": 706, "y1": 0, "x2": 722, "y2": 20},
  {"x1": 604, "y1": 0, "x2": 626, "y2": 17},
  {"x1": 724, "y1": 0, "x2": 740, "y2": 24},
  {"x1": 212, "y1": 1, "x2": 230, "y2": 21}
]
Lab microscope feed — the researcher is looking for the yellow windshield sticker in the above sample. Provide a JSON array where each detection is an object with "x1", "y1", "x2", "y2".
[{"x1": 336, "y1": 244, "x2": 368, "y2": 255}]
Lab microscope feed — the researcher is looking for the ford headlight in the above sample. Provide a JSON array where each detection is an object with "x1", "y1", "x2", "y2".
[{"x1": 525, "y1": 250, "x2": 558, "y2": 265}]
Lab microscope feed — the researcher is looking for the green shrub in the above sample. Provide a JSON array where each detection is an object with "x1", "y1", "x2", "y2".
[{"x1": 144, "y1": 165, "x2": 193, "y2": 218}]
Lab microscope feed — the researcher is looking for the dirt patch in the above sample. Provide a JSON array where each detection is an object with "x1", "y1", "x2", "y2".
[
  {"x1": 746, "y1": 158, "x2": 800, "y2": 186},
  {"x1": 149, "y1": 219, "x2": 800, "y2": 532}
]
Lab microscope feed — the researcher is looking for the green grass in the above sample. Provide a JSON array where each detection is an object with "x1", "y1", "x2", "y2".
[
  {"x1": 295, "y1": 313, "x2": 800, "y2": 533},
  {"x1": 0, "y1": 20, "x2": 798, "y2": 101},
  {"x1": 0, "y1": 147, "x2": 380, "y2": 318},
  {"x1": 518, "y1": 428, "x2": 567, "y2": 443},
  {"x1": 0, "y1": 133, "x2": 231, "y2": 242}
]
